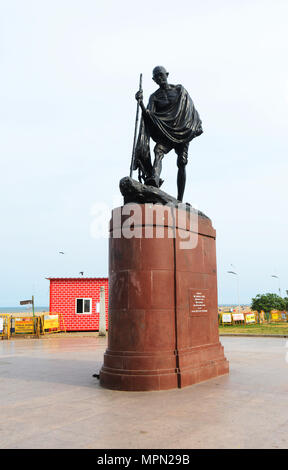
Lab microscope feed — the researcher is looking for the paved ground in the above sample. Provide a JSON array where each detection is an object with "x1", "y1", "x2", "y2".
[{"x1": 0, "y1": 335, "x2": 288, "y2": 449}]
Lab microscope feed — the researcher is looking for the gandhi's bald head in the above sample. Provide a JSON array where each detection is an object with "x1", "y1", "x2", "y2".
[
  {"x1": 152, "y1": 65, "x2": 169, "y2": 78},
  {"x1": 152, "y1": 66, "x2": 169, "y2": 87}
]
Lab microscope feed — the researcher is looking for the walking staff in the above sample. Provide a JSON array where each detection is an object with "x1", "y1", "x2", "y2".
[{"x1": 129, "y1": 73, "x2": 142, "y2": 178}]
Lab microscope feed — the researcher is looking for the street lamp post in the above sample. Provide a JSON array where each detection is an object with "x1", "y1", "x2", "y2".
[
  {"x1": 227, "y1": 271, "x2": 240, "y2": 314},
  {"x1": 271, "y1": 275, "x2": 281, "y2": 297}
]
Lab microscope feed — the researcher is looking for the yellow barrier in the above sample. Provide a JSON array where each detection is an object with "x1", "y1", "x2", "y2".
[
  {"x1": 219, "y1": 313, "x2": 233, "y2": 325},
  {"x1": 245, "y1": 313, "x2": 256, "y2": 324},
  {"x1": 43, "y1": 314, "x2": 59, "y2": 330},
  {"x1": 14, "y1": 317, "x2": 35, "y2": 334},
  {"x1": 41, "y1": 313, "x2": 66, "y2": 334},
  {"x1": 0, "y1": 314, "x2": 11, "y2": 340},
  {"x1": 0, "y1": 312, "x2": 67, "y2": 339},
  {"x1": 12, "y1": 316, "x2": 42, "y2": 337},
  {"x1": 232, "y1": 313, "x2": 245, "y2": 324},
  {"x1": 270, "y1": 310, "x2": 287, "y2": 322}
]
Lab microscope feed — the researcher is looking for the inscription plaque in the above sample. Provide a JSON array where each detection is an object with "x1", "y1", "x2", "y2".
[{"x1": 189, "y1": 288, "x2": 209, "y2": 317}]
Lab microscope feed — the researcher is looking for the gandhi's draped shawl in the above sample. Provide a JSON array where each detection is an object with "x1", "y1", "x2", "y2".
[{"x1": 133, "y1": 85, "x2": 203, "y2": 173}]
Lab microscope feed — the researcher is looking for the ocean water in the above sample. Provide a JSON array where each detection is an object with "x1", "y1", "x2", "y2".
[
  {"x1": 1, "y1": 305, "x2": 248, "y2": 312},
  {"x1": 0, "y1": 307, "x2": 49, "y2": 313}
]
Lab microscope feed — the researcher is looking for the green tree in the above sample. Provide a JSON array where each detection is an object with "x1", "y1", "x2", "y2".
[{"x1": 251, "y1": 293, "x2": 286, "y2": 313}]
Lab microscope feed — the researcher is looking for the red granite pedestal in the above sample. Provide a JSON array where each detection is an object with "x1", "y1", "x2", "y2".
[{"x1": 99, "y1": 203, "x2": 229, "y2": 391}]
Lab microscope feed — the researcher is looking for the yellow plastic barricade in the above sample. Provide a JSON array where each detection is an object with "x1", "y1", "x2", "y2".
[
  {"x1": 270, "y1": 310, "x2": 284, "y2": 322},
  {"x1": 43, "y1": 314, "x2": 59, "y2": 333},
  {"x1": 0, "y1": 314, "x2": 11, "y2": 340},
  {"x1": 0, "y1": 312, "x2": 66, "y2": 339},
  {"x1": 221, "y1": 313, "x2": 233, "y2": 325},
  {"x1": 14, "y1": 317, "x2": 35, "y2": 334},
  {"x1": 245, "y1": 313, "x2": 256, "y2": 324},
  {"x1": 232, "y1": 313, "x2": 245, "y2": 324},
  {"x1": 41, "y1": 313, "x2": 66, "y2": 334}
]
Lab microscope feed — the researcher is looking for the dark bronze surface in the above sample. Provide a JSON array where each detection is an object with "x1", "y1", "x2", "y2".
[
  {"x1": 133, "y1": 66, "x2": 203, "y2": 202},
  {"x1": 119, "y1": 177, "x2": 210, "y2": 220},
  {"x1": 120, "y1": 176, "x2": 178, "y2": 205}
]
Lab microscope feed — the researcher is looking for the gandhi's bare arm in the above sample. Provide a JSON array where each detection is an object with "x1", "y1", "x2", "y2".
[{"x1": 135, "y1": 91, "x2": 154, "y2": 116}]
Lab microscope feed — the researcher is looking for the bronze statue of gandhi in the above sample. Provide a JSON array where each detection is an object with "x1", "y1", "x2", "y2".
[{"x1": 134, "y1": 66, "x2": 203, "y2": 202}]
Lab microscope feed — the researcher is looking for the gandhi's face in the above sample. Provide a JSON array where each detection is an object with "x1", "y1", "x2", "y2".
[{"x1": 153, "y1": 69, "x2": 169, "y2": 87}]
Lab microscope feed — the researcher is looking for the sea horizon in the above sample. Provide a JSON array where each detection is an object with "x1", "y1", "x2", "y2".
[
  {"x1": 0, "y1": 303, "x2": 250, "y2": 313},
  {"x1": 0, "y1": 306, "x2": 49, "y2": 313}
]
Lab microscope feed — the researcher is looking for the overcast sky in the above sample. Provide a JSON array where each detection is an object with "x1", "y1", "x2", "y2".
[{"x1": 1, "y1": 0, "x2": 288, "y2": 306}]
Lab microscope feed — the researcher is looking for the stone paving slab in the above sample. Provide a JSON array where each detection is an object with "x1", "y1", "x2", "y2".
[{"x1": 0, "y1": 336, "x2": 288, "y2": 449}]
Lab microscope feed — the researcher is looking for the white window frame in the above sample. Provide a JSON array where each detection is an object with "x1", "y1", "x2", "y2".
[{"x1": 75, "y1": 298, "x2": 92, "y2": 314}]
